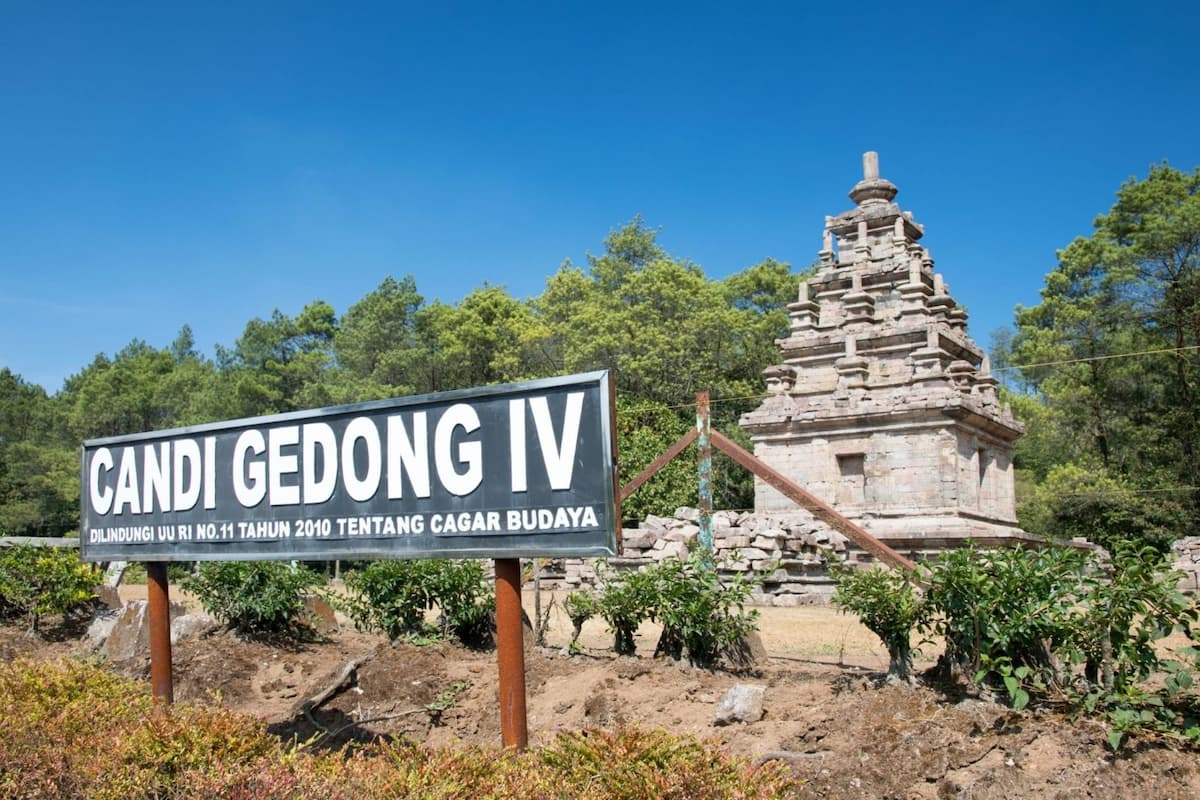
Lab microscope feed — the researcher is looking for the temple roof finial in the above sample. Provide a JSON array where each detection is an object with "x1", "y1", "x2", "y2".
[
  {"x1": 863, "y1": 151, "x2": 879, "y2": 181},
  {"x1": 849, "y1": 150, "x2": 898, "y2": 207}
]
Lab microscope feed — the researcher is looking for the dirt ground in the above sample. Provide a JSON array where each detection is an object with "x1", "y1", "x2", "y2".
[{"x1": 6, "y1": 589, "x2": 1200, "y2": 799}]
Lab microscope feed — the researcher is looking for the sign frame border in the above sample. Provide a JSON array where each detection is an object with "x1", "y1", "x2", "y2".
[{"x1": 79, "y1": 370, "x2": 618, "y2": 562}]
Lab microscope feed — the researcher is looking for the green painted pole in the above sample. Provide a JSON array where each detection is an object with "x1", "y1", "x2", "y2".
[{"x1": 696, "y1": 392, "x2": 713, "y2": 554}]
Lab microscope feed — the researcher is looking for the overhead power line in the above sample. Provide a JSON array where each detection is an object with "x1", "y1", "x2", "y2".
[{"x1": 993, "y1": 344, "x2": 1200, "y2": 373}]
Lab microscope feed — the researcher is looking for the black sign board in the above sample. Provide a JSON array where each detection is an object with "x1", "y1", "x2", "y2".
[{"x1": 79, "y1": 371, "x2": 617, "y2": 562}]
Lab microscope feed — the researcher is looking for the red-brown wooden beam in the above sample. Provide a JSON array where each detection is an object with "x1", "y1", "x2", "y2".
[{"x1": 619, "y1": 428, "x2": 698, "y2": 502}]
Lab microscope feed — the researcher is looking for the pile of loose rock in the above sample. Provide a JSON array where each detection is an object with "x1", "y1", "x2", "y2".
[{"x1": 549, "y1": 507, "x2": 865, "y2": 605}]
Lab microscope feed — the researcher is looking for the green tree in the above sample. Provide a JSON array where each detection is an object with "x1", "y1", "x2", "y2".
[
  {"x1": 0, "y1": 369, "x2": 78, "y2": 536},
  {"x1": 1009, "y1": 163, "x2": 1200, "y2": 548},
  {"x1": 217, "y1": 301, "x2": 337, "y2": 416},
  {"x1": 61, "y1": 330, "x2": 222, "y2": 440},
  {"x1": 333, "y1": 275, "x2": 425, "y2": 400},
  {"x1": 528, "y1": 220, "x2": 806, "y2": 514},
  {"x1": 424, "y1": 284, "x2": 537, "y2": 389}
]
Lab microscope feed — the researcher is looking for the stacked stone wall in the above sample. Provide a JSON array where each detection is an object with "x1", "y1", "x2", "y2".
[
  {"x1": 1172, "y1": 537, "x2": 1200, "y2": 593},
  {"x1": 545, "y1": 507, "x2": 869, "y2": 606}
]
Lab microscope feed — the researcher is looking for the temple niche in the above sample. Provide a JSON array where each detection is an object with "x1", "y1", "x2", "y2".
[{"x1": 740, "y1": 152, "x2": 1035, "y2": 551}]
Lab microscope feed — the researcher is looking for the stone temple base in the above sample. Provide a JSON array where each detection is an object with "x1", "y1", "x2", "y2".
[{"x1": 848, "y1": 512, "x2": 1043, "y2": 553}]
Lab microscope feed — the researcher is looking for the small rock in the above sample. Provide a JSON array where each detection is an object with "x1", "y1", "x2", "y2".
[
  {"x1": 302, "y1": 594, "x2": 339, "y2": 633},
  {"x1": 170, "y1": 612, "x2": 216, "y2": 642},
  {"x1": 739, "y1": 630, "x2": 770, "y2": 664},
  {"x1": 714, "y1": 684, "x2": 766, "y2": 725},
  {"x1": 98, "y1": 599, "x2": 191, "y2": 661},
  {"x1": 102, "y1": 601, "x2": 149, "y2": 662},
  {"x1": 674, "y1": 507, "x2": 700, "y2": 523}
]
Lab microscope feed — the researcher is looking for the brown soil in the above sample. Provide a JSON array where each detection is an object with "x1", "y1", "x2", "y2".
[{"x1": 6, "y1": 592, "x2": 1199, "y2": 799}]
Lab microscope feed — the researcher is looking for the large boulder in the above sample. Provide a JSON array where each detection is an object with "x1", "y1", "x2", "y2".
[{"x1": 87, "y1": 600, "x2": 212, "y2": 662}]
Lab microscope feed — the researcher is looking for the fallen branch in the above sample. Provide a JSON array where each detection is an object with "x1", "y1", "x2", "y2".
[
  {"x1": 303, "y1": 707, "x2": 429, "y2": 745},
  {"x1": 298, "y1": 654, "x2": 372, "y2": 734},
  {"x1": 297, "y1": 678, "x2": 472, "y2": 749}
]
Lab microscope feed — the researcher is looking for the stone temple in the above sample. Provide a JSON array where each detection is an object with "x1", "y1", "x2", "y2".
[{"x1": 739, "y1": 152, "x2": 1033, "y2": 551}]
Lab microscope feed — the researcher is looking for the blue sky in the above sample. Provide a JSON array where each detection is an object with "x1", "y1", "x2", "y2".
[{"x1": 2, "y1": 1, "x2": 1197, "y2": 392}]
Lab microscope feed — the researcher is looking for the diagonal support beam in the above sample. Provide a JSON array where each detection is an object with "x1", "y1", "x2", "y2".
[
  {"x1": 709, "y1": 430, "x2": 916, "y2": 571},
  {"x1": 620, "y1": 428, "x2": 698, "y2": 502}
]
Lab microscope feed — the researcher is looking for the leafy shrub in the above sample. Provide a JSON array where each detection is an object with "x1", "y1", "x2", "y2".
[
  {"x1": 564, "y1": 589, "x2": 600, "y2": 653},
  {"x1": 0, "y1": 545, "x2": 97, "y2": 634},
  {"x1": 596, "y1": 550, "x2": 761, "y2": 666},
  {"x1": 910, "y1": 544, "x2": 1198, "y2": 747},
  {"x1": 1061, "y1": 544, "x2": 1200, "y2": 748},
  {"x1": 922, "y1": 544, "x2": 1087, "y2": 690},
  {"x1": 429, "y1": 559, "x2": 494, "y2": 648},
  {"x1": 648, "y1": 549, "x2": 759, "y2": 667},
  {"x1": 834, "y1": 543, "x2": 1200, "y2": 746},
  {"x1": 831, "y1": 562, "x2": 925, "y2": 682},
  {"x1": 341, "y1": 559, "x2": 494, "y2": 648},
  {"x1": 341, "y1": 559, "x2": 438, "y2": 640},
  {"x1": 596, "y1": 562, "x2": 658, "y2": 656},
  {"x1": 180, "y1": 561, "x2": 323, "y2": 639}
]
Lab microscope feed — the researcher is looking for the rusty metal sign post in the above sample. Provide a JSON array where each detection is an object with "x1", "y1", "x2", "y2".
[
  {"x1": 493, "y1": 558, "x2": 528, "y2": 748},
  {"x1": 146, "y1": 562, "x2": 174, "y2": 704}
]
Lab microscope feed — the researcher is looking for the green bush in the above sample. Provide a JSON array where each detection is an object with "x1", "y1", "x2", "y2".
[
  {"x1": 831, "y1": 562, "x2": 925, "y2": 682},
  {"x1": 928, "y1": 545, "x2": 1196, "y2": 746},
  {"x1": 1062, "y1": 544, "x2": 1200, "y2": 749},
  {"x1": 648, "y1": 550, "x2": 759, "y2": 667},
  {"x1": 431, "y1": 559, "x2": 494, "y2": 648},
  {"x1": 922, "y1": 544, "x2": 1087, "y2": 689},
  {"x1": 180, "y1": 561, "x2": 323, "y2": 639},
  {"x1": 596, "y1": 562, "x2": 658, "y2": 657},
  {"x1": 564, "y1": 589, "x2": 600, "y2": 653},
  {"x1": 341, "y1": 559, "x2": 494, "y2": 648},
  {"x1": 0, "y1": 545, "x2": 98, "y2": 635},
  {"x1": 833, "y1": 544, "x2": 1200, "y2": 747},
  {"x1": 595, "y1": 550, "x2": 762, "y2": 666},
  {"x1": 341, "y1": 559, "x2": 438, "y2": 640}
]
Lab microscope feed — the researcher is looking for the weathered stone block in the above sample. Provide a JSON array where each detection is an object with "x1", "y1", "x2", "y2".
[
  {"x1": 654, "y1": 541, "x2": 687, "y2": 560},
  {"x1": 737, "y1": 548, "x2": 771, "y2": 561},
  {"x1": 714, "y1": 684, "x2": 766, "y2": 725},
  {"x1": 666, "y1": 525, "x2": 699, "y2": 542},
  {"x1": 751, "y1": 535, "x2": 784, "y2": 550},
  {"x1": 621, "y1": 532, "x2": 657, "y2": 550},
  {"x1": 642, "y1": 515, "x2": 671, "y2": 534}
]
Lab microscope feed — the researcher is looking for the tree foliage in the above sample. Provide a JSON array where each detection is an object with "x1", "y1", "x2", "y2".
[
  {"x1": 1006, "y1": 163, "x2": 1200, "y2": 551},
  {"x1": 0, "y1": 219, "x2": 804, "y2": 536}
]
